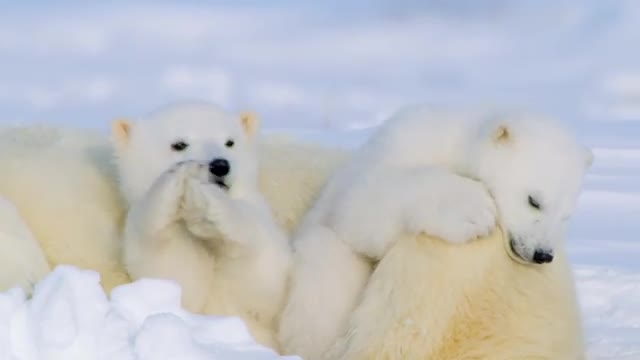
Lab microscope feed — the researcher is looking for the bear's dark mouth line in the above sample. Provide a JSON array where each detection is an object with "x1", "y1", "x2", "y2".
[
  {"x1": 509, "y1": 237, "x2": 527, "y2": 262},
  {"x1": 212, "y1": 177, "x2": 229, "y2": 190}
]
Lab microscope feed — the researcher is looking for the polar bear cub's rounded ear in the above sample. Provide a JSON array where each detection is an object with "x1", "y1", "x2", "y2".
[
  {"x1": 240, "y1": 111, "x2": 259, "y2": 138},
  {"x1": 483, "y1": 111, "x2": 513, "y2": 145},
  {"x1": 492, "y1": 124, "x2": 511, "y2": 144},
  {"x1": 111, "y1": 118, "x2": 133, "y2": 149}
]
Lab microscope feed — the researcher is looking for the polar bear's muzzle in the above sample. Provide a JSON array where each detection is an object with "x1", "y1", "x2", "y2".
[
  {"x1": 508, "y1": 233, "x2": 554, "y2": 265},
  {"x1": 208, "y1": 158, "x2": 230, "y2": 190}
]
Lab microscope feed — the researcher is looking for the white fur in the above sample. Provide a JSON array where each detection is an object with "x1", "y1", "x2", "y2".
[
  {"x1": 328, "y1": 167, "x2": 496, "y2": 258},
  {"x1": 117, "y1": 103, "x2": 292, "y2": 350},
  {"x1": 0, "y1": 108, "x2": 344, "y2": 353},
  {"x1": 0, "y1": 103, "x2": 590, "y2": 357},
  {"x1": 326, "y1": 230, "x2": 585, "y2": 360},
  {"x1": 0, "y1": 125, "x2": 130, "y2": 293},
  {"x1": 0, "y1": 196, "x2": 50, "y2": 292},
  {"x1": 278, "y1": 106, "x2": 592, "y2": 359},
  {"x1": 0, "y1": 122, "x2": 344, "y2": 298}
]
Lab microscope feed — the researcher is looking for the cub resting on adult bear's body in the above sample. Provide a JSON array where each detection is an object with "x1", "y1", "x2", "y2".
[{"x1": 280, "y1": 106, "x2": 592, "y2": 360}]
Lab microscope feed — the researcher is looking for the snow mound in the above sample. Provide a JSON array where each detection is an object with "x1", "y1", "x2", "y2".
[{"x1": 0, "y1": 265, "x2": 299, "y2": 360}]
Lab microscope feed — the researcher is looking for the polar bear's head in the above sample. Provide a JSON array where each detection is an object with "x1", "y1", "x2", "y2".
[
  {"x1": 111, "y1": 102, "x2": 260, "y2": 204},
  {"x1": 464, "y1": 113, "x2": 593, "y2": 265}
]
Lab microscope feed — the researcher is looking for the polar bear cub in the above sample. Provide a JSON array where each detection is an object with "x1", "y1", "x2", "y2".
[
  {"x1": 328, "y1": 106, "x2": 593, "y2": 264},
  {"x1": 279, "y1": 106, "x2": 593, "y2": 359},
  {"x1": 113, "y1": 103, "x2": 291, "y2": 350}
]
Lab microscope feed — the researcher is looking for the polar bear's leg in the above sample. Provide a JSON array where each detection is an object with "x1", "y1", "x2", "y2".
[
  {"x1": 329, "y1": 166, "x2": 496, "y2": 260},
  {"x1": 279, "y1": 225, "x2": 372, "y2": 360},
  {"x1": 0, "y1": 196, "x2": 50, "y2": 293},
  {"x1": 123, "y1": 161, "x2": 221, "y2": 312},
  {"x1": 182, "y1": 179, "x2": 292, "y2": 350}
]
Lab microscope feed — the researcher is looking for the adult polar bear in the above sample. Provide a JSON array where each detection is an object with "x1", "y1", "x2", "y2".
[
  {"x1": 0, "y1": 125, "x2": 130, "y2": 292},
  {"x1": 328, "y1": 230, "x2": 584, "y2": 360},
  {"x1": 279, "y1": 106, "x2": 593, "y2": 359}
]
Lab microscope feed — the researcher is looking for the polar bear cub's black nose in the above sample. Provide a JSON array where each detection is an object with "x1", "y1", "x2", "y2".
[
  {"x1": 209, "y1": 158, "x2": 230, "y2": 177},
  {"x1": 532, "y1": 249, "x2": 554, "y2": 264}
]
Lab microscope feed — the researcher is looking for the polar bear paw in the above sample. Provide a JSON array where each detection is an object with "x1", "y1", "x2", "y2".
[
  {"x1": 182, "y1": 178, "x2": 226, "y2": 218},
  {"x1": 166, "y1": 160, "x2": 208, "y2": 186},
  {"x1": 181, "y1": 177, "x2": 246, "y2": 245},
  {"x1": 148, "y1": 160, "x2": 207, "y2": 204},
  {"x1": 406, "y1": 173, "x2": 497, "y2": 244},
  {"x1": 137, "y1": 160, "x2": 207, "y2": 223}
]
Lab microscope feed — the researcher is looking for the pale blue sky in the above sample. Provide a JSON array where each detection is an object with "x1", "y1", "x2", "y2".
[{"x1": 0, "y1": 0, "x2": 638, "y2": 147}]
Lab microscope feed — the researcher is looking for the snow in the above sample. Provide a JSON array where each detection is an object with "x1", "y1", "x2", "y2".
[
  {"x1": 0, "y1": 266, "x2": 299, "y2": 360},
  {"x1": 577, "y1": 268, "x2": 640, "y2": 359}
]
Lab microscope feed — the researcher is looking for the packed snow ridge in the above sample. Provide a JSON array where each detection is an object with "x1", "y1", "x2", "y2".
[{"x1": 0, "y1": 265, "x2": 300, "y2": 360}]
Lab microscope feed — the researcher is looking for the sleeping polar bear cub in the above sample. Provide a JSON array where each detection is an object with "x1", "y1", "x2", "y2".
[
  {"x1": 279, "y1": 106, "x2": 593, "y2": 359},
  {"x1": 114, "y1": 103, "x2": 291, "y2": 350}
]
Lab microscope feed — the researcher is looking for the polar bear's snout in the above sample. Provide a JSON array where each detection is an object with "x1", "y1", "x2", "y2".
[
  {"x1": 208, "y1": 158, "x2": 231, "y2": 189},
  {"x1": 508, "y1": 233, "x2": 555, "y2": 264}
]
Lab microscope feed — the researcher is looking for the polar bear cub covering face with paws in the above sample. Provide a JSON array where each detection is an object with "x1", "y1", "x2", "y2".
[
  {"x1": 113, "y1": 103, "x2": 292, "y2": 350},
  {"x1": 279, "y1": 106, "x2": 593, "y2": 359}
]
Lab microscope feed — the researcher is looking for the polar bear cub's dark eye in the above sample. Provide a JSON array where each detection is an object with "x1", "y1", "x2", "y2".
[
  {"x1": 528, "y1": 195, "x2": 542, "y2": 210},
  {"x1": 171, "y1": 140, "x2": 189, "y2": 152},
  {"x1": 225, "y1": 139, "x2": 235, "y2": 148}
]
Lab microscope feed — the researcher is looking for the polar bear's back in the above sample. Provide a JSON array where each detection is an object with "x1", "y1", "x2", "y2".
[
  {"x1": 331, "y1": 229, "x2": 583, "y2": 360},
  {"x1": 0, "y1": 125, "x2": 129, "y2": 292},
  {"x1": 257, "y1": 136, "x2": 350, "y2": 234}
]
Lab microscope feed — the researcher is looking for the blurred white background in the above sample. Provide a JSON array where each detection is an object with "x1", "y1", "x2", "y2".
[{"x1": 0, "y1": 0, "x2": 638, "y2": 148}]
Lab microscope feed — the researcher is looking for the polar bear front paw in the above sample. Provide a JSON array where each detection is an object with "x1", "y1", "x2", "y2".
[
  {"x1": 182, "y1": 178, "x2": 224, "y2": 218},
  {"x1": 132, "y1": 160, "x2": 210, "y2": 236},
  {"x1": 167, "y1": 160, "x2": 208, "y2": 185},
  {"x1": 181, "y1": 178, "x2": 243, "y2": 244},
  {"x1": 407, "y1": 173, "x2": 497, "y2": 244},
  {"x1": 150, "y1": 160, "x2": 207, "y2": 204}
]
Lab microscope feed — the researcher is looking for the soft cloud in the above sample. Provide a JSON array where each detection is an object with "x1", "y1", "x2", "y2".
[
  {"x1": 0, "y1": 1, "x2": 638, "y2": 137},
  {"x1": 219, "y1": 19, "x2": 506, "y2": 72},
  {"x1": 590, "y1": 71, "x2": 640, "y2": 122},
  {"x1": 0, "y1": 5, "x2": 292, "y2": 57},
  {"x1": 161, "y1": 66, "x2": 233, "y2": 105},
  {"x1": 23, "y1": 88, "x2": 61, "y2": 109},
  {"x1": 248, "y1": 81, "x2": 314, "y2": 108},
  {"x1": 0, "y1": 76, "x2": 117, "y2": 109},
  {"x1": 604, "y1": 71, "x2": 640, "y2": 97}
]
